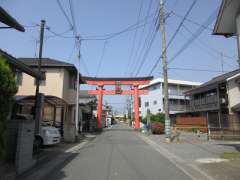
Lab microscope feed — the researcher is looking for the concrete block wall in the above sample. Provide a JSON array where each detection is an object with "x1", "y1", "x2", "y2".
[
  {"x1": 15, "y1": 119, "x2": 36, "y2": 175},
  {"x1": 6, "y1": 120, "x2": 19, "y2": 162}
]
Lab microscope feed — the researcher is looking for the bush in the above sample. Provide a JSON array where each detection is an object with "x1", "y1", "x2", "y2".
[
  {"x1": 150, "y1": 113, "x2": 165, "y2": 124},
  {"x1": 151, "y1": 122, "x2": 164, "y2": 134},
  {"x1": 0, "y1": 56, "x2": 17, "y2": 159}
]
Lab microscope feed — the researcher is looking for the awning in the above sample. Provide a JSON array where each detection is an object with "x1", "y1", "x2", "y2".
[{"x1": 15, "y1": 95, "x2": 67, "y2": 107}]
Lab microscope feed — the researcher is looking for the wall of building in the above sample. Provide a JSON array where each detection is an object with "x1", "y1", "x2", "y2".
[
  {"x1": 17, "y1": 68, "x2": 64, "y2": 99},
  {"x1": 227, "y1": 78, "x2": 240, "y2": 114},
  {"x1": 140, "y1": 81, "x2": 200, "y2": 118},
  {"x1": 62, "y1": 68, "x2": 77, "y2": 105},
  {"x1": 140, "y1": 83, "x2": 163, "y2": 118}
]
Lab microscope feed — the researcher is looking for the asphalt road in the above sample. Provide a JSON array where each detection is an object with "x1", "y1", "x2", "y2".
[{"x1": 44, "y1": 123, "x2": 192, "y2": 180}]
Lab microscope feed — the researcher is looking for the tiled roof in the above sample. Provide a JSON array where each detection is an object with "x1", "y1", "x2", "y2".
[
  {"x1": 18, "y1": 58, "x2": 74, "y2": 67},
  {"x1": 79, "y1": 90, "x2": 96, "y2": 98},
  {"x1": 185, "y1": 69, "x2": 240, "y2": 95}
]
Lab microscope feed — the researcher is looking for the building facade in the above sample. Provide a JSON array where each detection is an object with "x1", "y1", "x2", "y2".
[
  {"x1": 139, "y1": 78, "x2": 201, "y2": 118},
  {"x1": 178, "y1": 69, "x2": 240, "y2": 139},
  {"x1": 79, "y1": 90, "x2": 97, "y2": 132},
  {"x1": 16, "y1": 58, "x2": 84, "y2": 142}
]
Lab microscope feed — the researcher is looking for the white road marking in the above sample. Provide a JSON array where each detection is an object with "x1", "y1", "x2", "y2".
[
  {"x1": 65, "y1": 141, "x2": 88, "y2": 153},
  {"x1": 196, "y1": 158, "x2": 229, "y2": 164}
]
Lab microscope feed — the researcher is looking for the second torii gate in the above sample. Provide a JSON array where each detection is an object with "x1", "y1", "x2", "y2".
[{"x1": 83, "y1": 76, "x2": 153, "y2": 129}]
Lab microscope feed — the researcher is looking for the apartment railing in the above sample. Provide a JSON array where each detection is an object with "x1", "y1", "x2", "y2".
[
  {"x1": 169, "y1": 104, "x2": 186, "y2": 111},
  {"x1": 188, "y1": 94, "x2": 219, "y2": 111}
]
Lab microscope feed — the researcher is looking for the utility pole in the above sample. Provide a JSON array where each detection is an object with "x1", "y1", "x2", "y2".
[
  {"x1": 75, "y1": 36, "x2": 81, "y2": 137},
  {"x1": 160, "y1": 0, "x2": 171, "y2": 142},
  {"x1": 147, "y1": 109, "x2": 151, "y2": 133},
  {"x1": 34, "y1": 20, "x2": 45, "y2": 135}
]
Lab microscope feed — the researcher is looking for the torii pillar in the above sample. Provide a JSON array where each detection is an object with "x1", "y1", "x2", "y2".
[
  {"x1": 133, "y1": 85, "x2": 140, "y2": 129},
  {"x1": 97, "y1": 85, "x2": 103, "y2": 129}
]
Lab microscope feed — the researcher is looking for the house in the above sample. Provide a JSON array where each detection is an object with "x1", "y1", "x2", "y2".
[
  {"x1": 139, "y1": 78, "x2": 201, "y2": 119},
  {"x1": 183, "y1": 69, "x2": 240, "y2": 139},
  {"x1": 79, "y1": 90, "x2": 97, "y2": 132},
  {"x1": 16, "y1": 57, "x2": 84, "y2": 142}
]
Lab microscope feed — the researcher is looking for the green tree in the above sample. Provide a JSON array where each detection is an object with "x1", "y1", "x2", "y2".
[
  {"x1": 149, "y1": 113, "x2": 165, "y2": 124},
  {"x1": 0, "y1": 56, "x2": 17, "y2": 159}
]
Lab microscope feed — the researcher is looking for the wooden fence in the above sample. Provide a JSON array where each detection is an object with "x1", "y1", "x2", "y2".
[{"x1": 175, "y1": 117, "x2": 208, "y2": 133}]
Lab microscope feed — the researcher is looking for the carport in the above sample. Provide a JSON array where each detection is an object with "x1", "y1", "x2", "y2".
[{"x1": 15, "y1": 95, "x2": 67, "y2": 136}]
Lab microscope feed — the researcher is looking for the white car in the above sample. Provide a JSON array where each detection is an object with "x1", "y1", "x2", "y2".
[{"x1": 35, "y1": 126, "x2": 61, "y2": 146}]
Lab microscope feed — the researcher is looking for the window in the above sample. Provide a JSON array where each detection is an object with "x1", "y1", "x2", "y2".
[
  {"x1": 34, "y1": 71, "x2": 46, "y2": 86},
  {"x1": 153, "y1": 100, "x2": 157, "y2": 105},
  {"x1": 145, "y1": 102, "x2": 149, "y2": 107},
  {"x1": 15, "y1": 71, "x2": 22, "y2": 85},
  {"x1": 168, "y1": 85, "x2": 178, "y2": 95},
  {"x1": 69, "y1": 73, "x2": 76, "y2": 89}
]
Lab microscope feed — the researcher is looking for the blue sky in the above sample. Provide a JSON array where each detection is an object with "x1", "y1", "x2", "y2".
[{"x1": 0, "y1": 0, "x2": 238, "y2": 112}]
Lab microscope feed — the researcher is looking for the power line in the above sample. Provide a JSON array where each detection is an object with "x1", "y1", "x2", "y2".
[
  {"x1": 56, "y1": 0, "x2": 73, "y2": 29},
  {"x1": 81, "y1": 56, "x2": 90, "y2": 76},
  {"x1": 127, "y1": 0, "x2": 144, "y2": 73},
  {"x1": 95, "y1": 40, "x2": 108, "y2": 77},
  {"x1": 131, "y1": 0, "x2": 153, "y2": 73},
  {"x1": 166, "y1": 0, "x2": 198, "y2": 52},
  {"x1": 170, "y1": 11, "x2": 213, "y2": 31},
  {"x1": 167, "y1": 22, "x2": 237, "y2": 70},
  {"x1": 168, "y1": 67, "x2": 229, "y2": 73},
  {"x1": 167, "y1": 7, "x2": 219, "y2": 65},
  {"x1": 182, "y1": 24, "x2": 236, "y2": 61},
  {"x1": 45, "y1": 27, "x2": 73, "y2": 39},
  {"x1": 68, "y1": 41, "x2": 76, "y2": 62},
  {"x1": 148, "y1": 0, "x2": 199, "y2": 75},
  {"x1": 129, "y1": 6, "x2": 160, "y2": 76},
  {"x1": 134, "y1": 30, "x2": 158, "y2": 76},
  {"x1": 81, "y1": 15, "x2": 155, "y2": 41},
  {"x1": 82, "y1": 11, "x2": 155, "y2": 39},
  {"x1": 68, "y1": 0, "x2": 78, "y2": 35}
]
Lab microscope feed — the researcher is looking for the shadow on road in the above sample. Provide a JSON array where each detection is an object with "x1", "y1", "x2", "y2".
[
  {"x1": 42, "y1": 153, "x2": 78, "y2": 180},
  {"x1": 217, "y1": 143, "x2": 240, "y2": 152}
]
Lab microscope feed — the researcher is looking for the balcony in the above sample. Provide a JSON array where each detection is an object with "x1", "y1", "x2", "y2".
[
  {"x1": 169, "y1": 104, "x2": 186, "y2": 112},
  {"x1": 188, "y1": 94, "x2": 219, "y2": 112}
]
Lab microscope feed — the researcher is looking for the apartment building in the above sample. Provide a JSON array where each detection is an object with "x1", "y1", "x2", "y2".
[{"x1": 139, "y1": 78, "x2": 201, "y2": 118}]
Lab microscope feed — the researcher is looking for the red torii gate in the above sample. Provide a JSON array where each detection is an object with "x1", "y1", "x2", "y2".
[{"x1": 83, "y1": 77, "x2": 153, "y2": 129}]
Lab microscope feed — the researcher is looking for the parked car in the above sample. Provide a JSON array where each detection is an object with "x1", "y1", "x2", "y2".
[
  {"x1": 35, "y1": 126, "x2": 61, "y2": 147},
  {"x1": 151, "y1": 122, "x2": 164, "y2": 134}
]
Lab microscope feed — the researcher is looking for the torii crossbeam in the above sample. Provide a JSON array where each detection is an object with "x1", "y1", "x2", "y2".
[{"x1": 83, "y1": 76, "x2": 153, "y2": 129}]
